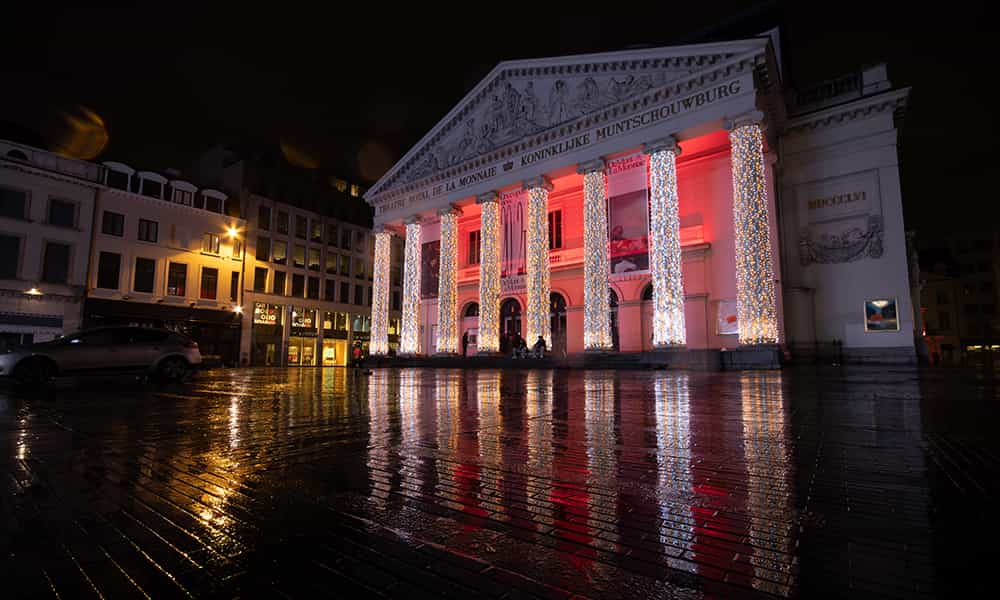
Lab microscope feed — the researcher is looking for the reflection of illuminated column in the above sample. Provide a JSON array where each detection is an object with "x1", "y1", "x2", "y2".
[
  {"x1": 524, "y1": 176, "x2": 553, "y2": 348},
  {"x1": 436, "y1": 205, "x2": 462, "y2": 354},
  {"x1": 400, "y1": 216, "x2": 422, "y2": 354},
  {"x1": 740, "y1": 372, "x2": 793, "y2": 595},
  {"x1": 726, "y1": 112, "x2": 778, "y2": 345},
  {"x1": 477, "y1": 192, "x2": 501, "y2": 354},
  {"x1": 654, "y1": 372, "x2": 692, "y2": 552},
  {"x1": 644, "y1": 138, "x2": 686, "y2": 346},
  {"x1": 370, "y1": 227, "x2": 393, "y2": 355},
  {"x1": 578, "y1": 159, "x2": 612, "y2": 350},
  {"x1": 584, "y1": 371, "x2": 618, "y2": 548}
]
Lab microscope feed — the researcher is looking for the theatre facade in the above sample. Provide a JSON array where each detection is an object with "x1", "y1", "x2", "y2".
[{"x1": 364, "y1": 34, "x2": 915, "y2": 364}]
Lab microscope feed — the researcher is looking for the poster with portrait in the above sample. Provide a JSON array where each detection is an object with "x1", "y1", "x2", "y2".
[
  {"x1": 606, "y1": 153, "x2": 649, "y2": 274},
  {"x1": 421, "y1": 240, "x2": 440, "y2": 298},
  {"x1": 864, "y1": 298, "x2": 899, "y2": 332},
  {"x1": 717, "y1": 300, "x2": 738, "y2": 335}
]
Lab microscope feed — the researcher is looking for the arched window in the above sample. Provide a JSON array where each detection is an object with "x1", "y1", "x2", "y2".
[
  {"x1": 642, "y1": 283, "x2": 654, "y2": 301},
  {"x1": 464, "y1": 303, "x2": 480, "y2": 317},
  {"x1": 6, "y1": 149, "x2": 28, "y2": 161}
]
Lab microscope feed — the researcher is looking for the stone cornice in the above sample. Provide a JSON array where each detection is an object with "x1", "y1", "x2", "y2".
[
  {"x1": 783, "y1": 87, "x2": 910, "y2": 135},
  {"x1": 366, "y1": 41, "x2": 771, "y2": 207},
  {"x1": 0, "y1": 160, "x2": 104, "y2": 190},
  {"x1": 103, "y1": 188, "x2": 247, "y2": 224}
]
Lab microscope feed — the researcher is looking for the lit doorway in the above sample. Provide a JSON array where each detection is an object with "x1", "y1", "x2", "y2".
[
  {"x1": 550, "y1": 292, "x2": 567, "y2": 356},
  {"x1": 500, "y1": 298, "x2": 522, "y2": 354}
]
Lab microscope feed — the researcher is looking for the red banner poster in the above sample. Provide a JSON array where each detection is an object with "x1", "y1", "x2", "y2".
[{"x1": 606, "y1": 153, "x2": 649, "y2": 274}]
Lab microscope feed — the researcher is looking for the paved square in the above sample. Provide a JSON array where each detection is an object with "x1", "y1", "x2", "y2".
[{"x1": 2, "y1": 367, "x2": 997, "y2": 598}]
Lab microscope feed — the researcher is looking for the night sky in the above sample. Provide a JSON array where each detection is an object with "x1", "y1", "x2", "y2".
[{"x1": 2, "y1": 2, "x2": 997, "y2": 240}]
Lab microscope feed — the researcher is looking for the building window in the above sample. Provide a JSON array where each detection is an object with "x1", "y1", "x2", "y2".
[
  {"x1": 273, "y1": 271, "x2": 286, "y2": 295},
  {"x1": 273, "y1": 240, "x2": 287, "y2": 265},
  {"x1": 96, "y1": 251, "x2": 120, "y2": 289},
  {"x1": 293, "y1": 245, "x2": 306, "y2": 268},
  {"x1": 354, "y1": 259, "x2": 365, "y2": 279},
  {"x1": 341, "y1": 228, "x2": 352, "y2": 250},
  {"x1": 939, "y1": 311, "x2": 951, "y2": 330},
  {"x1": 136, "y1": 218, "x2": 158, "y2": 243},
  {"x1": 202, "y1": 233, "x2": 220, "y2": 254},
  {"x1": 292, "y1": 274, "x2": 305, "y2": 297},
  {"x1": 350, "y1": 184, "x2": 360, "y2": 197},
  {"x1": 102, "y1": 211, "x2": 124, "y2": 237},
  {"x1": 353, "y1": 285, "x2": 363, "y2": 305},
  {"x1": 308, "y1": 248, "x2": 321, "y2": 271},
  {"x1": 167, "y1": 263, "x2": 187, "y2": 296},
  {"x1": 41, "y1": 242, "x2": 71, "y2": 284},
  {"x1": 339, "y1": 255, "x2": 350, "y2": 276},
  {"x1": 367, "y1": 286, "x2": 373, "y2": 306},
  {"x1": 205, "y1": 195, "x2": 222, "y2": 214},
  {"x1": 0, "y1": 187, "x2": 29, "y2": 220},
  {"x1": 193, "y1": 193, "x2": 205, "y2": 210},
  {"x1": 230, "y1": 271, "x2": 240, "y2": 301},
  {"x1": 979, "y1": 260, "x2": 992, "y2": 273},
  {"x1": 231, "y1": 238, "x2": 243, "y2": 258},
  {"x1": 355, "y1": 230, "x2": 365, "y2": 252},
  {"x1": 325, "y1": 279, "x2": 336, "y2": 301},
  {"x1": 134, "y1": 258, "x2": 155, "y2": 293},
  {"x1": 48, "y1": 198, "x2": 75, "y2": 228},
  {"x1": 200, "y1": 267, "x2": 218, "y2": 300},
  {"x1": 258, "y1": 205, "x2": 271, "y2": 230},
  {"x1": 257, "y1": 236, "x2": 271, "y2": 261},
  {"x1": 106, "y1": 170, "x2": 129, "y2": 190},
  {"x1": 254, "y1": 267, "x2": 268, "y2": 292},
  {"x1": 326, "y1": 224, "x2": 338, "y2": 246},
  {"x1": 936, "y1": 290, "x2": 949, "y2": 305},
  {"x1": 981, "y1": 282, "x2": 994, "y2": 293},
  {"x1": 276, "y1": 210, "x2": 289, "y2": 234},
  {"x1": 325, "y1": 254, "x2": 337, "y2": 275},
  {"x1": 548, "y1": 210, "x2": 562, "y2": 250},
  {"x1": 468, "y1": 230, "x2": 481, "y2": 265},
  {"x1": 0, "y1": 234, "x2": 20, "y2": 279},
  {"x1": 311, "y1": 220, "x2": 323, "y2": 243},
  {"x1": 173, "y1": 189, "x2": 192, "y2": 205},
  {"x1": 141, "y1": 179, "x2": 163, "y2": 198},
  {"x1": 307, "y1": 277, "x2": 319, "y2": 299},
  {"x1": 391, "y1": 291, "x2": 400, "y2": 311},
  {"x1": 340, "y1": 281, "x2": 350, "y2": 303},
  {"x1": 985, "y1": 304, "x2": 996, "y2": 315},
  {"x1": 295, "y1": 215, "x2": 307, "y2": 239},
  {"x1": 332, "y1": 178, "x2": 347, "y2": 193}
]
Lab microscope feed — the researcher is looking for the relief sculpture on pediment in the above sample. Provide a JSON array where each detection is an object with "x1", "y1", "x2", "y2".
[{"x1": 398, "y1": 70, "x2": 674, "y2": 185}]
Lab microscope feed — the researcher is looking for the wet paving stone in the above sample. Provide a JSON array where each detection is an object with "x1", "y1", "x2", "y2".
[{"x1": 1, "y1": 366, "x2": 998, "y2": 598}]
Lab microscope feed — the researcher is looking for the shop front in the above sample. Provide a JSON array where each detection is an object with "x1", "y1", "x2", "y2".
[
  {"x1": 289, "y1": 306, "x2": 318, "y2": 366},
  {"x1": 322, "y1": 311, "x2": 349, "y2": 366},
  {"x1": 251, "y1": 302, "x2": 283, "y2": 366}
]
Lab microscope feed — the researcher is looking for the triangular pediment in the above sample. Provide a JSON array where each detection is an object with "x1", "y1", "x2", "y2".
[{"x1": 366, "y1": 38, "x2": 769, "y2": 201}]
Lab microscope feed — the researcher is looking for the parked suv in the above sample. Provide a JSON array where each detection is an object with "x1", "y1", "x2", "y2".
[{"x1": 0, "y1": 326, "x2": 202, "y2": 384}]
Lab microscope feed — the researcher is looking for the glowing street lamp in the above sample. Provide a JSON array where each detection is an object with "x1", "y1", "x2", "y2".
[
  {"x1": 233, "y1": 305, "x2": 244, "y2": 315},
  {"x1": 25, "y1": 287, "x2": 43, "y2": 296},
  {"x1": 226, "y1": 226, "x2": 240, "y2": 239}
]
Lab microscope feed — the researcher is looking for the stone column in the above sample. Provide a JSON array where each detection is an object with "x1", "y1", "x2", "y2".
[
  {"x1": 476, "y1": 192, "x2": 501, "y2": 354},
  {"x1": 369, "y1": 226, "x2": 393, "y2": 355},
  {"x1": 436, "y1": 205, "x2": 462, "y2": 354},
  {"x1": 644, "y1": 137, "x2": 687, "y2": 347},
  {"x1": 524, "y1": 176, "x2": 553, "y2": 349},
  {"x1": 726, "y1": 111, "x2": 778, "y2": 345},
  {"x1": 578, "y1": 159, "x2": 612, "y2": 351},
  {"x1": 400, "y1": 216, "x2": 422, "y2": 355}
]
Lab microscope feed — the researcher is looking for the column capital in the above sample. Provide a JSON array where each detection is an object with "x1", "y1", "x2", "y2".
[
  {"x1": 372, "y1": 224, "x2": 398, "y2": 236},
  {"x1": 576, "y1": 158, "x2": 605, "y2": 175},
  {"x1": 476, "y1": 191, "x2": 499, "y2": 205},
  {"x1": 523, "y1": 176, "x2": 554, "y2": 192},
  {"x1": 438, "y1": 204, "x2": 463, "y2": 217},
  {"x1": 643, "y1": 136, "x2": 682, "y2": 157},
  {"x1": 724, "y1": 110, "x2": 767, "y2": 132},
  {"x1": 404, "y1": 215, "x2": 422, "y2": 225}
]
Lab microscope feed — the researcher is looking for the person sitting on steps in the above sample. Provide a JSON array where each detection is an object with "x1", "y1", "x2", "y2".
[{"x1": 531, "y1": 336, "x2": 546, "y2": 359}]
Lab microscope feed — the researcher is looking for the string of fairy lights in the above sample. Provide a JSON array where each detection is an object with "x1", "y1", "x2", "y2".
[
  {"x1": 729, "y1": 122, "x2": 778, "y2": 345},
  {"x1": 400, "y1": 219, "x2": 422, "y2": 354},
  {"x1": 477, "y1": 194, "x2": 501, "y2": 353},
  {"x1": 581, "y1": 165, "x2": 612, "y2": 350},
  {"x1": 435, "y1": 207, "x2": 460, "y2": 354},
  {"x1": 647, "y1": 144, "x2": 687, "y2": 346},
  {"x1": 369, "y1": 230, "x2": 392, "y2": 355},
  {"x1": 525, "y1": 180, "x2": 552, "y2": 349}
]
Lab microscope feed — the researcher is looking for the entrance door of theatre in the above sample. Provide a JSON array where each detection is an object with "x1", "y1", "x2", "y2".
[
  {"x1": 500, "y1": 298, "x2": 522, "y2": 353},
  {"x1": 550, "y1": 292, "x2": 567, "y2": 356}
]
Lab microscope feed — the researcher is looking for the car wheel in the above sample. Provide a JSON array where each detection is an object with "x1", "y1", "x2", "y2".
[
  {"x1": 14, "y1": 358, "x2": 54, "y2": 386},
  {"x1": 157, "y1": 357, "x2": 189, "y2": 381}
]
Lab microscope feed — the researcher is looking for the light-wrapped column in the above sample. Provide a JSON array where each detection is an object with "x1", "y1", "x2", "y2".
[
  {"x1": 435, "y1": 205, "x2": 461, "y2": 354},
  {"x1": 578, "y1": 159, "x2": 612, "y2": 350},
  {"x1": 644, "y1": 138, "x2": 686, "y2": 346},
  {"x1": 524, "y1": 176, "x2": 553, "y2": 349},
  {"x1": 476, "y1": 192, "x2": 501, "y2": 354},
  {"x1": 369, "y1": 227, "x2": 392, "y2": 355},
  {"x1": 400, "y1": 217, "x2": 422, "y2": 354},
  {"x1": 726, "y1": 112, "x2": 778, "y2": 345}
]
